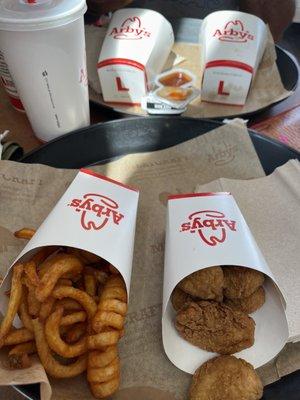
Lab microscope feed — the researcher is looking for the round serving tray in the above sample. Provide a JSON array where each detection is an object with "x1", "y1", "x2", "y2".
[
  {"x1": 88, "y1": 17, "x2": 299, "y2": 120},
  {"x1": 18, "y1": 117, "x2": 300, "y2": 400}
]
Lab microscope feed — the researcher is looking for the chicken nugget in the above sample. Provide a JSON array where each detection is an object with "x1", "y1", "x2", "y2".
[
  {"x1": 175, "y1": 301, "x2": 255, "y2": 354},
  {"x1": 178, "y1": 267, "x2": 223, "y2": 301},
  {"x1": 223, "y1": 266, "x2": 265, "y2": 299},
  {"x1": 171, "y1": 286, "x2": 195, "y2": 311},
  {"x1": 190, "y1": 355, "x2": 263, "y2": 400},
  {"x1": 224, "y1": 286, "x2": 265, "y2": 314}
]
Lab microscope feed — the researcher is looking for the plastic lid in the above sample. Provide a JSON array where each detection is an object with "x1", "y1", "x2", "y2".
[{"x1": 0, "y1": 0, "x2": 87, "y2": 31}]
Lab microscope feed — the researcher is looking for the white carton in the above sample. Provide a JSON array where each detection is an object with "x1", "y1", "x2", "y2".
[
  {"x1": 162, "y1": 192, "x2": 288, "y2": 374},
  {"x1": 0, "y1": 169, "x2": 139, "y2": 316},
  {"x1": 200, "y1": 11, "x2": 267, "y2": 106},
  {"x1": 97, "y1": 8, "x2": 174, "y2": 105}
]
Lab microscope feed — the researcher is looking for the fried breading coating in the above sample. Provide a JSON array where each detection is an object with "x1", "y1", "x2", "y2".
[
  {"x1": 190, "y1": 355, "x2": 263, "y2": 400},
  {"x1": 14, "y1": 228, "x2": 35, "y2": 240},
  {"x1": 9, "y1": 341, "x2": 36, "y2": 356},
  {"x1": 223, "y1": 266, "x2": 265, "y2": 299},
  {"x1": 178, "y1": 267, "x2": 223, "y2": 301},
  {"x1": 1, "y1": 242, "x2": 129, "y2": 398},
  {"x1": 24, "y1": 276, "x2": 41, "y2": 317},
  {"x1": 2, "y1": 328, "x2": 34, "y2": 346},
  {"x1": 175, "y1": 301, "x2": 255, "y2": 354},
  {"x1": 64, "y1": 322, "x2": 86, "y2": 344},
  {"x1": 67, "y1": 248, "x2": 103, "y2": 265},
  {"x1": 7, "y1": 353, "x2": 31, "y2": 369},
  {"x1": 84, "y1": 274, "x2": 97, "y2": 297},
  {"x1": 88, "y1": 275, "x2": 127, "y2": 398},
  {"x1": 88, "y1": 346, "x2": 118, "y2": 368},
  {"x1": 32, "y1": 318, "x2": 87, "y2": 378},
  {"x1": 18, "y1": 287, "x2": 33, "y2": 332},
  {"x1": 23, "y1": 261, "x2": 40, "y2": 287},
  {"x1": 52, "y1": 286, "x2": 97, "y2": 319},
  {"x1": 0, "y1": 264, "x2": 23, "y2": 343},
  {"x1": 45, "y1": 307, "x2": 87, "y2": 358},
  {"x1": 171, "y1": 286, "x2": 194, "y2": 311},
  {"x1": 35, "y1": 254, "x2": 83, "y2": 302},
  {"x1": 92, "y1": 276, "x2": 127, "y2": 333},
  {"x1": 8, "y1": 342, "x2": 37, "y2": 370},
  {"x1": 224, "y1": 286, "x2": 265, "y2": 314}
]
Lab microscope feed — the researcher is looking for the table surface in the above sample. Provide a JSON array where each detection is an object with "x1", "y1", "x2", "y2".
[{"x1": 0, "y1": 22, "x2": 299, "y2": 400}]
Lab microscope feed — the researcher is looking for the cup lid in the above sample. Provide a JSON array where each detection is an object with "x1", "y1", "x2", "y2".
[{"x1": 0, "y1": 0, "x2": 87, "y2": 31}]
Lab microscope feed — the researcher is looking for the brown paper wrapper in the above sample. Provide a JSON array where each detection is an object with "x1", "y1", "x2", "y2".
[
  {"x1": 195, "y1": 159, "x2": 300, "y2": 386},
  {"x1": 196, "y1": 159, "x2": 300, "y2": 342},
  {"x1": 87, "y1": 26, "x2": 292, "y2": 118},
  {"x1": 0, "y1": 121, "x2": 293, "y2": 399}
]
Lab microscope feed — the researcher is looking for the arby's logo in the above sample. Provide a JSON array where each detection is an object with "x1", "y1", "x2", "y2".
[
  {"x1": 68, "y1": 193, "x2": 124, "y2": 231},
  {"x1": 109, "y1": 16, "x2": 151, "y2": 40},
  {"x1": 180, "y1": 210, "x2": 237, "y2": 246},
  {"x1": 213, "y1": 20, "x2": 254, "y2": 43}
]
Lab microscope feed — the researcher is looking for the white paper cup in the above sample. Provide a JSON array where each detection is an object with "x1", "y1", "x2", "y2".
[
  {"x1": 200, "y1": 11, "x2": 267, "y2": 106},
  {"x1": 162, "y1": 192, "x2": 288, "y2": 373},
  {"x1": 98, "y1": 8, "x2": 174, "y2": 105},
  {"x1": 0, "y1": 0, "x2": 90, "y2": 142}
]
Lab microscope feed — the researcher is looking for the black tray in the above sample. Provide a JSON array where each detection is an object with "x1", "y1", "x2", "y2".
[
  {"x1": 22, "y1": 117, "x2": 299, "y2": 175},
  {"x1": 89, "y1": 17, "x2": 299, "y2": 120},
  {"x1": 18, "y1": 117, "x2": 300, "y2": 400}
]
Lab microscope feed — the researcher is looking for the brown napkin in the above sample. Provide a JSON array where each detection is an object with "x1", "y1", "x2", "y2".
[
  {"x1": 196, "y1": 159, "x2": 300, "y2": 342},
  {"x1": 195, "y1": 159, "x2": 300, "y2": 385},
  {"x1": 0, "y1": 121, "x2": 280, "y2": 400}
]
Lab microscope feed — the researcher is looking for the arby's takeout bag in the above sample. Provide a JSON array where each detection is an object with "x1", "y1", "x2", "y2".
[
  {"x1": 97, "y1": 8, "x2": 174, "y2": 105},
  {"x1": 162, "y1": 192, "x2": 288, "y2": 374},
  {"x1": 0, "y1": 169, "x2": 139, "y2": 307},
  {"x1": 200, "y1": 11, "x2": 267, "y2": 106}
]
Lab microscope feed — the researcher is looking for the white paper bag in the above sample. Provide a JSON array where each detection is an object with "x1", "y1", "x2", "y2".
[
  {"x1": 200, "y1": 11, "x2": 267, "y2": 105},
  {"x1": 162, "y1": 192, "x2": 288, "y2": 374},
  {"x1": 0, "y1": 169, "x2": 140, "y2": 318},
  {"x1": 97, "y1": 8, "x2": 174, "y2": 105}
]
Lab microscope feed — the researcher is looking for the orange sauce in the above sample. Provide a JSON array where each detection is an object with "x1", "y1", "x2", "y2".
[
  {"x1": 157, "y1": 87, "x2": 192, "y2": 101},
  {"x1": 159, "y1": 71, "x2": 192, "y2": 87}
]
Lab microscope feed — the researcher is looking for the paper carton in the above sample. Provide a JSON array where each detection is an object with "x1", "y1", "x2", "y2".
[
  {"x1": 200, "y1": 11, "x2": 267, "y2": 106},
  {"x1": 162, "y1": 192, "x2": 288, "y2": 374},
  {"x1": 0, "y1": 169, "x2": 139, "y2": 318},
  {"x1": 97, "y1": 8, "x2": 174, "y2": 105}
]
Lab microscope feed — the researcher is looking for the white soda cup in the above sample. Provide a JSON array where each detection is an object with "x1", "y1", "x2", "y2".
[
  {"x1": 0, "y1": 0, "x2": 90, "y2": 142},
  {"x1": 200, "y1": 11, "x2": 267, "y2": 106},
  {"x1": 98, "y1": 8, "x2": 174, "y2": 105}
]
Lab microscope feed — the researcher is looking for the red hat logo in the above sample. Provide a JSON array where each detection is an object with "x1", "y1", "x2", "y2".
[
  {"x1": 180, "y1": 210, "x2": 237, "y2": 246},
  {"x1": 68, "y1": 193, "x2": 124, "y2": 231},
  {"x1": 213, "y1": 19, "x2": 254, "y2": 43},
  {"x1": 109, "y1": 16, "x2": 151, "y2": 40}
]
